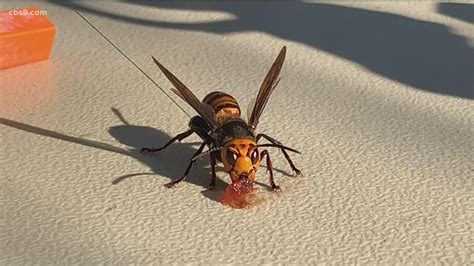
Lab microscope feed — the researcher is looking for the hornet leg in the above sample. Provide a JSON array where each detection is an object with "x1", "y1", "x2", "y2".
[
  {"x1": 260, "y1": 150, "x2": 280, "y2": 191},
  {"x1": 256, "y1": 133, "x2": 301, "y2": 176},
  {"x1": 164, "y1": 142, "x2": 207, "y2": 188},
  {"x1": 141, "y1": 129, "x2": 193, "y2": 153},
  {"x1": 209, "y1": 152, "x2": 217, "y2": 190}
]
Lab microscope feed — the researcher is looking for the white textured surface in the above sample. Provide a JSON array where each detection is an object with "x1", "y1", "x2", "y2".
[{"x1": 1, "y1": 2, "x2": 473, "y2": 264}]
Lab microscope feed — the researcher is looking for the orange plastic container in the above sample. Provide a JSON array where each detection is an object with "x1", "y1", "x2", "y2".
[{"x1": 0, "y1": 7, "x2": 56, "y2": 69}]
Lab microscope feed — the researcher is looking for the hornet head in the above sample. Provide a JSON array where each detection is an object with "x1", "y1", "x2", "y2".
[{"x1": 221, "y1": 139, "x2": 260, "y2": 187}]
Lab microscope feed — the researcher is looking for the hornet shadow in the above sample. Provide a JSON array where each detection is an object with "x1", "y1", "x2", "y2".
[{"x1": 108, "y1": 108, "x2": 289, "y2": 192}]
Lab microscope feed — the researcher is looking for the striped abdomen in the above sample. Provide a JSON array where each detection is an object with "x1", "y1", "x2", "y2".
[{"x1": 202, "y1": 91, "x2": 241, "y2": 124}]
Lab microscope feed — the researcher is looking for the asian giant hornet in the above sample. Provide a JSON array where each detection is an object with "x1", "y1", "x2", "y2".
[{"x1": 141, "y1": 46, "x2": 301, "y2": 191}]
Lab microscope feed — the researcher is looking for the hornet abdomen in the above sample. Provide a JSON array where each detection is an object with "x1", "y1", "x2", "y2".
[{"x1": 202, "y1": 91, "x2": 241, "y2": 124}]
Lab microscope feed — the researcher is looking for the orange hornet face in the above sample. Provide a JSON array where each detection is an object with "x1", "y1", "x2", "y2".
[{"x1": 220, "y1": 139, "x2": 260, "y2": 184}]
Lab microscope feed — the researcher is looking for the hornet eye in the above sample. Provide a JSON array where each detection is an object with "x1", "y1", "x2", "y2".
[
  {"x1": 226, "y1": 150, "x2": 238, "y2": 164},
  {"x1": 250, "y1": 150, "x2": 259, "y2": 164}
]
